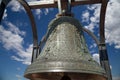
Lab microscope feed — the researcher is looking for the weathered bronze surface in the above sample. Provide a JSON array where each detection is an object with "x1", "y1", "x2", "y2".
[{"x1": 24, "y1": 16, "x2": 107, "y2": 80}]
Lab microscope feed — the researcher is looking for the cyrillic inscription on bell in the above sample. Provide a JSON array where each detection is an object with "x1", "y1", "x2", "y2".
[{"x1": 24, "y1": 16, "x2": 107, "y2": 80}]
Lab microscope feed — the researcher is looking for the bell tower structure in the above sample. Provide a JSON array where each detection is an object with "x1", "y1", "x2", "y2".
[{"x1": 0, "y1": 0, "x2": 112, "y2": 80}]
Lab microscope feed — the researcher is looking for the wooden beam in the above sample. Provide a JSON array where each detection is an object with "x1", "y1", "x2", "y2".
[
  {"x1": 71, "y1": 0, "x2": 101, "y2": 6},
  {"x1": 28, "y1": 0, "x2": 57, "y2": 9},
  {"x1": 28, "y1": 0, "x2": 102, "y2": 9}
]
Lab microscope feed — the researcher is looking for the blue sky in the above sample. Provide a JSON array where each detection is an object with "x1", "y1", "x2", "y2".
[{"x1": 0, "y1": 0, "x2": 120, "y2": 80}]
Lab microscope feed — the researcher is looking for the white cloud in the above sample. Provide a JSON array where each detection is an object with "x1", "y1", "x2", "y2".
[
  {"x1": 0, "y1": 0, "x2": 53, "y2": 65},
  {"x1": 2, "y1": 9, "x2": 7, "y2": 20},
  {"x1": 5, "y1": 22, "x2": 26, "y2": 36},
  {"x1": 16, "y1": 74, "x2": 22, "y2": 80},
  {"x1": 0, "y1": 24, "x2": 23, "y2": 50},
  {"x1": 110, "y1": 65, "x2": 112, "y2": 70},
  {"x1": 83, "y1": 4, "x2": 101, "y2": 32},
  {"x1": 12, "y1": 44, "x2": 32, "y2": 65},
  {"x1": 105, "y1": 1, "x2": 120, "y2": 49},
  {"x1": 1, "y1": 0, "x2": 25, "y2": 20},
  {"x1": 35, "y1": 9, "x2": 42, "y2": 19},
  {"x1": 113, "y1": 76, "x2": 120, "y2": 80},
  {"x1": 82, "y1": 10, "x2": 90, "y2": 23},
  {"x1": 34, "y1": 8, "x2": 53, "y2": 19},
  {"x1": 11, "y1": 44, "x2": 33, "y2": 65},
  {"x1": 44, "y1": 8, "x2": 49, "y2": 15},
  {"x1": 82, "y1": 0, "x2": 120, "y2": 49},
  {"x1": 0, "y1": 22, "x2": 32, "y2": 65},
  {"x1": 35, "y1": 9, "x2": 41, "y2": 15},
  {"x1": 8, "y1": 0, "x2": 24, "y2": 12},
  {"x1": 89, "y1": 43, "x2": 97, "y2": 49},
  {"x1": 6, "y1": 0, "x2": 53, "y2": 20},
  {"x1": 44, "y1": 8, "x2": 54, "y2": 15},
  {"x1": 12, "y1": 44, "x2": 33, "y2": 65},
  {"x1": 92, "y1": 53, "x2": 100, "y2": 64},
  {"x1": 17, "y1": 67, "x2": 21, "y2": 71}
]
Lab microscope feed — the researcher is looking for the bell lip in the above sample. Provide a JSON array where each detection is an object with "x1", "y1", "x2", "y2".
[
  {"x1": 24, "y1": 69, "x2": 107, "y2": 79},
  {"x1": 24, "y1": 71, "x2": 107, "y2": 80},
  {"x1": 24, "y1": 60, "x2": 107, "y2": 79}
]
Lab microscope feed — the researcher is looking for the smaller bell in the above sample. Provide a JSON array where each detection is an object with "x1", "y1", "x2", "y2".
[{"x1": 24, "y1": 16, "x2": 107, "y2": 80}]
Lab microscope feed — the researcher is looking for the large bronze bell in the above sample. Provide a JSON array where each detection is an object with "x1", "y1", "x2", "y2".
[{"x1": 24, "y1": 16, "x2": 107, "y2": 80}]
